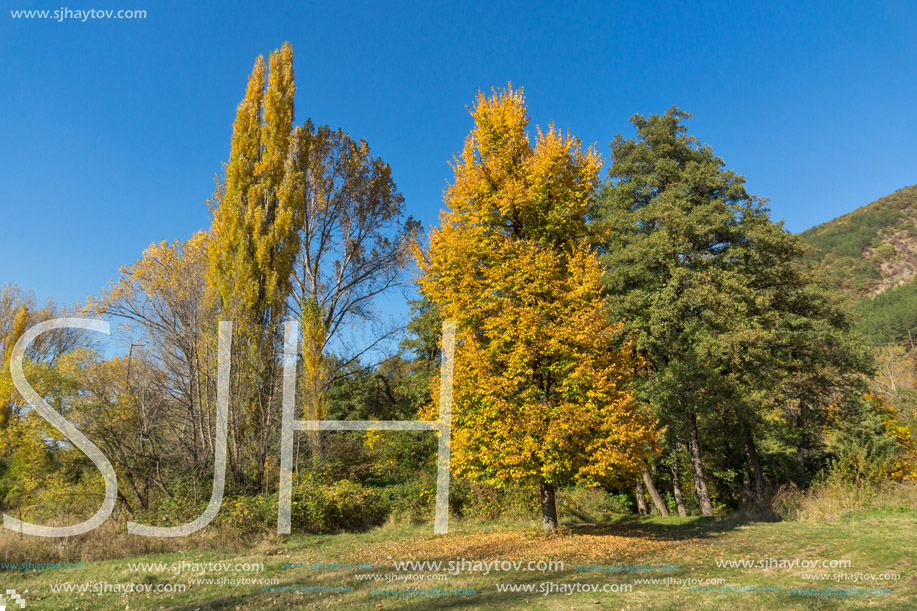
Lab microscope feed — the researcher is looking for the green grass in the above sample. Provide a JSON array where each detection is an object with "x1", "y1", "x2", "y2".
[{"x1": 1, "y1": 507, "x2": 914, "y2": 610}]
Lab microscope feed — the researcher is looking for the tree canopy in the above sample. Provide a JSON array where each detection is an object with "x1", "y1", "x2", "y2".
[{"x1": 416, "y1": 86, "x2": 658, "y2": 531}]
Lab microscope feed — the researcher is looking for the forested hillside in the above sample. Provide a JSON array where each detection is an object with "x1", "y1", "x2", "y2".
[
  {"x1": 799, "y1": 185, "x2": 917, "y2": 349},
  {"x1": 800, "y1": 185, "x2": 917, "y2": 296}
]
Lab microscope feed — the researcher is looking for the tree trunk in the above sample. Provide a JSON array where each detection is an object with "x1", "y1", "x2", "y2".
[
  {"x1": 643, "y1": 469, "x2": 669, "y2": 516},
  {"x1": 635, "y1": 478, "x2": 648, "y2": 515},
  {"x1": 686, "y1": 412, "x2": 714, "y2": 517},
  {"x1": 540, "y1": 483, "x2": 558, "y2": 533},
  {"x1": 670, "y1": 457, "x2": 687, "y2": 517},
  {"x1": 742, "y1": 470, "x2": 753, "y2": 504},
  {"x1": 796, "y1": 445, "x2": 806, "y2": 486},
  {"x1": 744, "y1": 436, "x2": 767, "y2": 506},
  {"x1": 795, "y1": 412, "x2": 807, "y2": 485},
  {"x1": 227, "y1": 402, "x2": 243, "y2": 490}
]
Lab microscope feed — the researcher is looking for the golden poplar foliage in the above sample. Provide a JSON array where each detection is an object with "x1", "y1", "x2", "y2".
[
  {"x1": 416, "y1": 86, "x2": 659, "y2": 488},
  {"x1": 299, "y1": 297, "x2": 327, "y2": 453},
  {"x1": 203, "y1": 43, "x2": 301, "y2": 490},
  {"x1": 207, "y1": 42, "x2": 299, "y2": 319}
]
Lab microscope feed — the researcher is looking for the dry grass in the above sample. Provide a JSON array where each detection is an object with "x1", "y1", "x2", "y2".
[
  {"x1": 4, "y1": 510, "x2": 916, "y2": 609},
  {"x1": 772, "y1": 479, "x2": 917, "y2": 521},
  {"x1": 0, "y1": 515, "x2": 259, "y2": 564}
]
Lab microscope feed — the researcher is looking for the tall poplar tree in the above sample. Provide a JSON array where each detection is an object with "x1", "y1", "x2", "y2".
[
  {"x1": 206, "y1": 43, "x2": 299, "y2": 491},
  {"x1": 416, "y1": 86, "x2": 658, "y2": 532},
  {"x1": 205, "y1": 43, "x2": 417, "y2": 487}
]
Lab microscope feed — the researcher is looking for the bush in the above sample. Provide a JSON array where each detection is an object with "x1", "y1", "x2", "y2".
[
  {"x1": 875, "y1": 242, "x2": 897, "y2": 262},
  {"x1": 289, "y1": 473, "x2": 388, "y2": 533},
  {"x1": 206, "y1": 473, "x2": 393, "y2": 534},
  {"x1": 222, "y1": 494, "x2": 277, "y2": 534},
  {"x1": 379, "y1": 474, "x2": 436, "y2": 523},
  {"x1": 772, "y1": 443, "x2": 917, "y2": 522},
  {"x1": 558, "y1": 487, "x2": 633, "y2": 521},
  {"x1": 824, "y1": 444, "x2": 891, "y2": 486},
  {"x1": 449, "y1": 479, "x2": 538, "y2": 519}
]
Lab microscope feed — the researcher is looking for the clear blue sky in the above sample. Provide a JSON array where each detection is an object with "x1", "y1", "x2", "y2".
[{"x1": 1, "y1": 0, "x2": 915, "y2": 310}]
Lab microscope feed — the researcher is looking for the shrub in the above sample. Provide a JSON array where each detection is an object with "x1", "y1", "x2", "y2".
[
  {"x1": 222, "y1": 494, "x2": 277, "y2": 534},
  {"x1": 875, "y1": 242, "x2": 897, "y2": 262},
  {"x1": 558, "y1": 487, "x2": 633, "y2": 521},
  {"x1": 772, "y1": 441, "x2": 917, "y2": 522},
  {"x1": 449, "y1": 479, "x2": 538, "y2": 519},
  {"x1": 289, "y1": 473, "x2": 388, "y2": 533},
  {"x1": 379, "y1": 474, "x2": 436, "y2": 523}
]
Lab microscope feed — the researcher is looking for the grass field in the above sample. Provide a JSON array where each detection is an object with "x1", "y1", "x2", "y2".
[{"x1": 1, "y1": 505, "x2": 914, "y2": 610}]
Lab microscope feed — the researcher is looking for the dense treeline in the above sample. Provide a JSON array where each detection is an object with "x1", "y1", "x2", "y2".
[
  {"x1": 1, "y1": 44, "x2": 914, "y2": 537},
  {"x1": 857, "y1": 280, "x2": 917, "y2": 346}
]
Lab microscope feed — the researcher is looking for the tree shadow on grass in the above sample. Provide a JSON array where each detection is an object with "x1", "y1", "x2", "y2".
[
  {"x1": 564, "y1": 513, "x2": 744, "y2": 541},
  {"x1": 163, "y1": 515, "x2": 754, "y2": 610}
]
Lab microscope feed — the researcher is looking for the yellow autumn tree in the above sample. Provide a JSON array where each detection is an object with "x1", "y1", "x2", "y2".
[
  {"x1": 90, "y1": 231, "x2": 220, "y2": 482},
  {"x1": 299, "y1": 296, "x2": 327, "y2": 460},
  {"x1": 206, "y1": 43, "x2": 299, "y2": 492},
  {"x1": 0, "y1": 296, "x2": 104, "y2": 521},
  {"x1": 208, "y1": 42, "x2": 298, "y2": 320},
  {"x1": 0, "y1": 304, "x2": 30, "y2": 429},
  {"x1": 205, "y1": 43, "x2": 417, "y2": 487},
  {"x1": 416, "y1": 86, "x2": 659, "y2": 532}
]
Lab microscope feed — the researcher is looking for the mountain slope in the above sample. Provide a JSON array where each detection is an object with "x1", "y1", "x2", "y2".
[
  {"x1": 799, "y1": 185, "x2": 917, "y2": 296},
  {"x1": 798, "y1": 184, "x2": 917, "y2": 346}
]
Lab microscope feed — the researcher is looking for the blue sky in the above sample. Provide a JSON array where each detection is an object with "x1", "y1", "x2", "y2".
[{"x1": 1, "y1": 0, "x2": 915, "y2": 311}]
